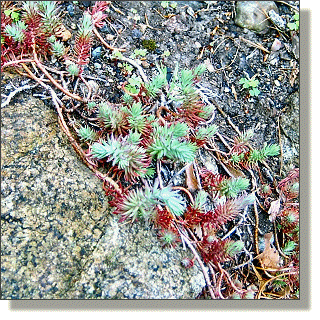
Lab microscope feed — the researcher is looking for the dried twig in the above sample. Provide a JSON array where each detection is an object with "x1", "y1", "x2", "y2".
[
  {"x1": 1, "y1": 81, "x2": 39, "y2": 108},
  {"x1": 93, "y1": 25, "x2": 126, "y2": 52},
  {"x1": 180, "y1": 232, "x2": 216, "y2": 299}
]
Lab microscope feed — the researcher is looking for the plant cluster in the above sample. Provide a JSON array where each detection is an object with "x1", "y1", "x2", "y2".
[
  {"x1": 1, "y1": 1, "x2": 299, "y2": 300},
  {"x1": 239, "y1": 77, "x2": 260, "y2": 97},
  {"x1": 287, "y1": 13, "x2": 299, "y2": 31}
]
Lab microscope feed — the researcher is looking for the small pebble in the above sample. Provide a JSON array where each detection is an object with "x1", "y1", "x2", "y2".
[
  {"x1": 186, "y1": 6, "x2": 195, "y2": 17},
  {"x1": 70, "y1": 23, "x2": 77, "y2": 30},
  {"x1": 141, "y1": 61, "x2": 150, "y2": 69},
  {"x1": 67, "y1": 4, "x2": 75, "y2": 17},
  {"x1": 268, "y1": 9, "x2": 286, "y2": 30},
  {"x1": 106, "y1": 34, "x2": 115, "y2": 41},
  {"x1": 271, "y1": 39, "x2": 282, "y2": 51},
  {"x1": 194, "y1": 41, "x2": 202, "y2": 48},
  {"x1": 100, "y1": 24, "x2": 109, "y2": 33},
  {"x1": 81, "y1": 1, "x2": 91, "y2": 8},
  {"x1": 274, "y1": 80, "x2": 280, "y2": 87},
  {"x1": 94, "y1": 63, "x2": 101, "y2": 69},
  {"x1": 132, "y1": 28, "x2": 142, "y2": 39},
  {"x1": 92, "y1": 47, "x2": 102, "y2": 59}
]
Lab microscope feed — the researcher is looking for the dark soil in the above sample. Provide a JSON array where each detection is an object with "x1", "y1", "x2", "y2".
[
  {"x1": 1, "y1": 1, "x2": 300, "y2": 299},
  {"x1": 59, "y1": 0, "x2": 299, "y2": 165}
]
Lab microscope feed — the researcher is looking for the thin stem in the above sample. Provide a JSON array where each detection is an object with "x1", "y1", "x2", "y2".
[
  {"x1": 180, "y1": 233, "x2": 216, "y2": 299},
  {"x1": 93, "y1": 26, "x2": 126, "y2": 52},
  {"x1": 32, "y1": 49, "x2": 84, "y2": 102}
]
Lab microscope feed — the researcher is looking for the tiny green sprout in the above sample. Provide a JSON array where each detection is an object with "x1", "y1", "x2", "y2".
[
  {"x1": 163, "y1": 50, "x2": 170, "y2": 57},
  {"x1": 219, "y1": 177, "x2": 250, "y2": 198},
  {"x1": 230, "y1": 153, "x2": 244, "y2": 164},
  {"x1": 159, "y1": 229, "x2": 179, "y2": 247},
  {"x1": 130, "y1": 8, "x2": 138, "y2": 14},
  {"x1": 112, "y1": 50, "x2": 123, "y2": 59},
  {"x1": 193, "y1": 64, "x2": 206, "y2": 76},
  {"x1": 133, "y1": 48, "x2": 148, "y2": 58},
  {"x1": 195, "y1": 124, "x2": 217, "y2": 140},
  {"x1": 287, "y1": 13, "x2": 299, "y2": 31},
  {"x1": 225, "y1": 240, "x2": 244, "y2": 257},
  {"x1": 239, "y1": 77, "x2": 260, "y2": 97},
  {"x1": 51, "y1": 40, "x2": 65, "y2": 57},
  {"x1": 161, "y1": 1, "x2": 170, "y2": 8},
  {"x1": 123, "y1": 62, "x2": 133, "y2": 73},
  {"x1": 4, "y1": 9, "x2": 20, "y2": 22},
  {"x1": 122, "y1": 93, "x2": 133, "y2": 104},
  {"x1": 170, "y1": 2, "x2": 177, "y2": 9},
  {"x1": 193, "y1": 190, "x2": 208, "y2": 210},
  {"x1": 282, "y1": 241, "x2": 297, "y2": 256},
  {"x1": 1, "y1": 36, "x2": 4, "y2": 44},
  {"x1": 290, "y1": 182, "x2": 299, "y2": 194},
  {"x1": 87, "y1": 101, "x2": 96, "y2": 110},
  {"x1": 67, "y1": 63, "x2": 80, "y2": 76},
  {"x1": 47, "y1": 35, "x2": 56, "y2": 43},
  {"x1": 78, "y1": 125, "x2": 96, "y2": 142},
  {"x1": 128, "y1": 74, "x2": 142, "y2": 87}
]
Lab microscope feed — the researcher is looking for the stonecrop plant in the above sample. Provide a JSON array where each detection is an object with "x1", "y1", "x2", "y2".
[{"x1": 1, "y1": 1, "x2": 299, "y2": 300}]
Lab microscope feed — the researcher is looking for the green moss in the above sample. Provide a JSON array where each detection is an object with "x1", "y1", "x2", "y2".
[{"x1": 142, "y1": 39, "x2": 157, "y2": 51}]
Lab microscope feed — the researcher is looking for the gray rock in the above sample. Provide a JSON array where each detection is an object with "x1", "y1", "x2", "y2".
[
  {"x1": 292, "y1": 34, "x2": 299, "y2": 59},
  {"x1": 268, "y1": 9, "x2": 286, "y2": 30},
  {"x1": 92, "y1": 46, "x2": 102, "y2": 59},
  {"x1": 68, "y1": 217, "x2": 206, "y2": 299},
  {"x1": 67, "y1": 4, "x2": 75, "y2": 17},
  {"x1": 280, "y1": 91, "x2": 299, "y2": 173},
  {"x1": 1, "y1": 92, "x2": 205, "y2": 299},
  {"x1": 235, "y1": 1, "x2": 279, "y2": 34}
]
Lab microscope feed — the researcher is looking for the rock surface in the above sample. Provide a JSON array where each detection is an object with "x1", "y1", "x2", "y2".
[
  {"x1": 235, "y1": 1, "x2": 278, "y2": 33},
  {"x1": 1, "y1": 94, "x2": 205, "y2": 299}
]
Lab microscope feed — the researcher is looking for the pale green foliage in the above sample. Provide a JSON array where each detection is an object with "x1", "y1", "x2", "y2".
[
  {"x1": 230, "y1": 153, "x2": 245, "y2": 164},
  {"x1": 122, "y1": 93, "x2": 133, "y2": 104},
  {"x1": 87, "y1": 101, "x2": 96, "y2": 110},
  {"x1": 5, "y1": 21, "x2": 27, "y2": 42},
  {"x1": 126, "y1": 102, "x2": 147, "y2": 133},
  {"x1": 67, "y1": 63, "x2": 80, "y2": 76},
  {"x1": 168, "y1": 63, "x2": 205, "y2": 106},
  {"x1": 78, "y1": 12, "x2": 93, "y2": 38},
  {"x1": 91, "y1": 136, "x2": 149, "y2": 181},
  {"x1": 287, "y1": 13, "x2": 299, "y2": 31},
  {"x1": 148, "y1": 122, "x2": 197, "y2": 163},
  {"x1": 225, "y1": 240, "x2": 244, "y2": 257},
  {"x1": 119, "y1": 185, "x2": 185, "y2": 221},
  {"x1": 78, "y1": 125, "x2": 96, "y2": 142},
  {"x1": 248, "y1": 144, "x2": 280, "y2": 163},
  {"x1": 261, "y1": 144, "x2": 281, "y2": 157},
  {"x1": 239, "y1": 77, "x2": 260, "y2": 96},
  {"x1": 195, "y1": 125, "x2": 217, "y2": 140},
  {"x1": 125, "y1": 74, "x2": 142, "y2": 94},
  {"x1": 193, "y1": 190, "x2": 208, "y2": 210},
  {"x1": 51, "y1": 40, "x2": 65, "y2": 57},
  {"x1": 198, "y1": 103, "x2": 215, "y2": 119},
  {"x1": 219, "y1": 177, "x2": 250, "y2": 198},
  {"x1": 38, "y1": 1, "x2": 61, "y2": 34},
  {"x1": 282, "y1": 241, "x2": 297, "y2": 256},
  {"x1": 119, "y1": 188, "x2": 155, "y2": 221},
  {"x1": 145, "y1": 71, "x2": 167, "y2": 98},
  {"x1": 152, "y1": 186, "x2": 185, "y2": 216},
  {"x1": 98, "y1": 103, "x2": 126, "y2": 132},
  {"x1": 193, "y1": 64, "x2": 206, "y2": 77},
  {"x1": 127, "y1": 130, "x2": 141, "y2": 144},
  {"x1": 238, "y1": 129, "x2": 254, "y2": 143}
]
